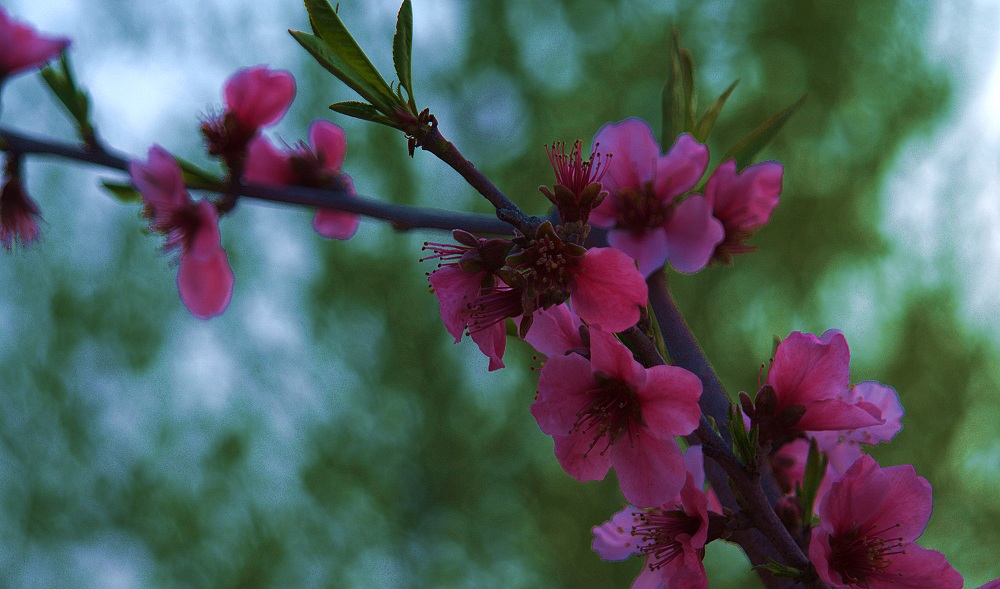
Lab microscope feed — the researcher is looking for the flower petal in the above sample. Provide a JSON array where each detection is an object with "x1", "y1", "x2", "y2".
[
  {"x1": 309, "y1": 119, "x2": 348, "y2": 173},
  {"x1": 589, "y1": 328, "x2": 645, "y2": 386},
  {"x1": 553, "y1": 430, "x2": 612, "y2": 482},
  {"x1": 523, "y1": 303, "x2": 583, "y2": 357},
  {"x1": 637, "y1": 364, "x2": 702, "y2": 438},
  {"x1": 611, "y1": 433, "x2": 686, "y2": 507},
  {"x1": 592, "y1": 118, "x2": 661, "y2": 195},
  {"x1": 768, "y1": 330, "x2": 851, "y2": 407},
  {"x1": 571, "y1": 247, "x2": 648, "y2": 332},
  {"x1": 607, "y1": 227, "x2": 670, "y2": 278},
  {"x1": 177, "y1": 244, "x2": 234, "y2": 320},
  {"x1": 652, "y1": 133, "x2": 709, "y2": 200},
  {"x1": 662, "y1": 195, "x2": 724, "y2": 274},
  {"x1": 244, "y1": 136, "x2": 294, "y2": 186},
  {"x1": 470, "y1": 321, "x2": 506, "y2": 371},
  {"x1": 224, "y1": 65, "x2": 296, "y2": 129},
  {"x1": 592, "y1": 507, "x2": 644, "y2": 561},
  {"x1": 427, "y1": 265, "x2": 483, "y2": 342},
  {"x1": 841, "y1": 381, "x2": 904, "y2": 445},
  {"x1": 705, "y1": 159, "x2": 782, "y2": 231}
]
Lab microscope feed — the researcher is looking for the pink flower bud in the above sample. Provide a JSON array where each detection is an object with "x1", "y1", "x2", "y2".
[{"x1": 0, "y1": 8, "x2": 69, "y2": 80}]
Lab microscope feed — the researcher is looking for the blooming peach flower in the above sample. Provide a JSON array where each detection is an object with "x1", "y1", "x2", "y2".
[
  {"x1": 589, "y1": 118, "x2": 723, "y2": 276},
  {"x1": 130, "y1": 145, "x2": 234, "y2": 319},
  {"x1": 245, "y1": 120, "x2": 359, "y2": 240},
  {"x1": 704, "y1": 158, "x2": 782, "y2": 264},
  {"x1": 201, "y1": 66, "x2": 296, "y2": 172},
  {"x1": 532, "y1": 329, "x2": 701, "y2": 506},
  {"x1": 809, "y1": 455, "x2": 963, "y2": 589},
  {"x1": 0, "y1": 154, "x2": 41, "y2": 250},
  {"x1": 0, "y1": 8, "x2": 69, "y2": 80}
]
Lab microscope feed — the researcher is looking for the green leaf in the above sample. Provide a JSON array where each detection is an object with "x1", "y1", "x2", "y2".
[
  {"x1": 290, "y1": 30, "x2": 397, "y2": 114},
  {"x1": 679, "y1": 47, "x2": 696, "y2": 132},
  {"x1": 329, "y1": 101, "x2": 397, "y2": 127},
  {"x1": 798, "y1": 438, "x2": 828, "y2": 530},
  {"x1": 173, "y1": 157, "x2": 223, "y2": 189},
  {"x1": 721, "y1": 94, "x2": 808, "y2": 168},
  {"x1": 694, "y1": 79, "x2": 739, "y2": 142},
  {"x1": 101, "y1": 180, "x2": 143, "y2": 204},
  {"x1": 392, "y1": 0, "x2": 415, "y2": 111},
  {"x1": 298, "y1": 0, "x2": 397, "y2": 111},
  {"x1": 753, "y1": 559, "x2": 802, "y2": 580},
  {"x1": 660, "y1": 30, "x2": 685, "y2": 145},
  {"x1": 40, "y1": 54, "x2": 95, "y2": 141}
]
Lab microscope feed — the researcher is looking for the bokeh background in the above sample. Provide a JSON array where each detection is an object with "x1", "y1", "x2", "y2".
[{"x1": 1, "y1": 0, "x2": 998, "y2": 586}]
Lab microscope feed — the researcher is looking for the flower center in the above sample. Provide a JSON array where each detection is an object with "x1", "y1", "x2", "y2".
[
  {"x1": 546, "y1": 140, "x2": 610, "y2": 196},
  {"x1": 571, "y1": 375, "x2": 642, "y2": 456},
  {"x1": 632, "y1": 508, "x2": 702, "y2": 570},
  {"x1": 829, "y1": 523, "x2": 904, "y2": 586},
  {"x1": 615, "y1": 184, "x2": 673, "y2": 232}
]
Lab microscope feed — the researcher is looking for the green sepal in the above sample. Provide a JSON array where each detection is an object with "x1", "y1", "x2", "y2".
[
  {"x1": 660, "y1": 30, "x2": 687, "y2": 145},
  {"x1": 721, "y1": 94, "x2": 807, "y2": 168},
  {"x1": 752, "y1": 559, "x2": 802, "y2": 580},
  {"x1": 329, "y1": 100, "x2": 397, "y2": 127},
  {"x1": 726, "y1": 402, "x2": 758, "y2": 469},
  {"x1": 40, "y1": 53, "x2": 95, "y2": 143},
  {"x1": 392, "y1": 0, "x2": 415, "y2": 112},
  {"x1": 694, "y1": 79, "x2": 739, "y2": 142},
  {"x1": 679, "y1": 47, "x2": 696, "y2": 132},
  {"x1": 798, "y1": 437, "x2": 828, "y2": 531},
  {"x1": 101, "y1": 180, "x2": 142, "y2": 204}
]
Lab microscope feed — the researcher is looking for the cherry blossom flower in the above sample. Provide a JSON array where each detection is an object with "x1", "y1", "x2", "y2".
[
  {"x1": 749, "y1": 330, "x2": 885, "y2": 447},
  {"x1": 532, "y1": 328, "x2": 701, "y2": 506},
  {"x1": 0, "y1": 154, "x2": 41, "y2": 250},
  {"x1": 703, "y1": 158, "x2": 782, "y2": 264},
  {"x1": 424, "y1": 230, "x2": 514, "y2": 371},
  {"x1": 809, "y1": 455, "x2": 963, "y2": 589},
  {"x1": 245, "y1": 119, "x2": 359, "y2": 239},
  {"x1": 130, "y1": 145, "x2": 234, "y2": 319},
  {"x1": 0, "y1": 7, "x2": 69, "y2": 81},
  {"x1": 592, "y1": 447, "x2": 718, "y2": 589},
  {"x1": 539, "y1": 140, "x2": 610, "y2": 225},
  {"x1": 589, "y1": 118, "x2": 723, "y2": 276},
  {"x1": 201, "y1": 65, "x2": 296, "y2": 173}
]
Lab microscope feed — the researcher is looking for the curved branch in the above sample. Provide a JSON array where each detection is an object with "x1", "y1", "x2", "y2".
[{"x1": 0, "y1": 127, "x2": 516, "y2": 235}]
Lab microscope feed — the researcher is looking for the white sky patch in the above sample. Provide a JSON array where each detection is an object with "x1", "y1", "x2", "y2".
[{"x1": 172, "y1": 324, "x2": 236, "y2": 412}]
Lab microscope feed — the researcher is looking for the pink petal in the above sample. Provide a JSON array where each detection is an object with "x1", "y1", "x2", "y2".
[
  {"x1": 794, "y1": 398, "x2": 883, "y2": 432},
  {"x1": 652, "y1": 133, "x2": 709, "y2": 200},
  {"x1": 313, "y1": 208, "x2": 360, "y2": 240},
  {"x1": 659, "y1": 542, "x2": 708, "y2": 589},
  {"x1": 177, "y1": 244, "x2": 234, "y2": 320},
  {"x1": 607, "y1": 227, "x2": 670, "y2": 278},
  {"x1": 553, "y1": 430, "x2": 612, "y2": 482},
  {"x1": 224, "y1": 65, "x2": 296, "y2": 130},
  {"x1": 662, "y1": 195, "x2": 724, "y2": 274},
  {"x1": 768, "y1": 330, "x2": 851, "y2": 407},
  {"x1": 705, "y1": 159, "x2": 782, "y2": 231},
  {"x1": 592, "y1": 507, "x2": 643, "y2": 561},
  {"x1": 872, "y1": 463, "x2": 932, "y2": 542},
  {"x1": 592, "y1": 118, "x2": 661, "y2": 194},
  {"x1": 632, "y1": 566, "x2": 667, "y2": 589},
  {"x1": 0, "y1": 9, "x2": 69, "y2": 77},
  {"x1": 637, "y1": 365, "x2": 702, "y2": 439},
  {"x1": 523, "y1": 303, "x2": 583, "y2": 357},
  {"x1": 427, "y1": 265, "x2": 484, "y2": 342},
  {"x1": 588, "y1": 195, "x2": 619, "y2": 229},
  {"x1": 977, "y1": 580, "x2": 1000, "y2": 589},
  {"x1": 244, "y1": 136, "x2": 294, "y2": 186},
  {"x1": 807, "y1": 528, "x2": 840, "y2": 586},
  {"x1": 611, "y1": 433, "x2": 686, "y2": 507},
  {"x1": 470, "y1": 321, "x2": 506, "y2": 371},
  {"x1": 532, "y1": 353, "x2": 598, "y2": 436},
  {"x1": 588, "y1": 328, "x2": 645, "y2": 387},
  {"x1": 873, "y1": 545, "x2": 963, "y2": 589},
  {"x1": 677, "y1": 473, "x2": 710, "y2": 548},
  {"x1": 841, "y1": 381, "x2": 904, "y2": 445},
  {"x1": 309, "y1": 120, "x2": 348, "y2": 173},
  {"x1": 682, "y1": 445, "x2": 706, "y2": 490},
  {"x1": 130, "y1": 145, "x2": 187, "y2": 216},
  {"x1": 187, "y1": 200, "x2": 223, "y2": 260},
  {"x1": 571, "y1": 247, "x2": 648, "y2": 332},
  {"x1": 820, "y1": 455, "x2": 887, "y2": 536}
]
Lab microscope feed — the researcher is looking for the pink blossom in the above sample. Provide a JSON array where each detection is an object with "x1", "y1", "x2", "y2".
[
  {"x1": 0, "y1": 155, "x2": 41, "y2": 250},
  {"x1": 540, "y1": 140, "x2": 610, "y2": 225},
  {"x1": 0, "y1": 8, "x2": 69, "y2": 79},
  {"x1": 703, "y1": 159, "x2": 782, "y2": 263},
  {"x1": 130, "y1": 145, "x2": 234, "y2": 319},
  {"x1": 424, "y1": 231, "x2": 514, "y2": 371},
  {"x1": 532, "y1": 329, "x2": 701, "y2": 506},
  {"x1": 592, "y1": 447, "x2": 717, "y2": 589},
  {"x1": 245, "y1": 120, "x2": 359, "y2": 240},
  {"x1": 202, "y1": 66, "x2": 296, "y2": 171},
  {"x1": 523, "y1": 303, "x2": 585, "y2": 358},
  {"x1": 754, "y1": 330, "x2": 884, "y2": 445},
  {"x1": 809, "y1": 455, "x2": 963, "y2": 589},
  {"x1": 589, "y1": 118, "x2": 723, "y2": 276}
]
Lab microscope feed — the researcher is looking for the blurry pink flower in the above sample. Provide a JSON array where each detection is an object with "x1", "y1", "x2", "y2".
[
  {"x1": 592, "y1": 447, "x2": 717, "y2": 589},
  {"x1": 0, "y1": 154, "x2": 41, "y2": 250},
  {"x1": 754, "y1": 330, "x2": 884, "y2": 445},
  {"x1": 246, "y1": 120, "x2": 359, "y2": 240},
  {"x1": 424, "y1": 231, "x2": 514, "y2": 371},
  {"x1": 704, "y1": 159, "x2": 782, "y2": 264},
  {"x1": 589, "y1": 118, "x2": 723, "y2": 276},
  {"x1": 0, "y1": 8, "x2": 69, "y2": 80},
  {"x1": 532, "y1": 329, "x2": 701, "y2": 506},
  {"x1": 202, "y1": 66, "x2": 296, "y2": 171},
  {"x1": 809, "y1": 455, "x2": 963, "y2": 589},
  {"x1": 131, "y1": 145, "x2": 234, "y2": 319}
]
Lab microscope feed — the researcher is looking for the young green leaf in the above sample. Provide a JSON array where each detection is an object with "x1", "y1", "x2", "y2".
[
  {"x1": 101, "y1": 180, "x2": 143, "y2": 204},
  {"x1": 174, "y1": 157, "x2": 223, "y2": 189},
  {"x1": 694, "y1": 79, "x2": 739, "y2": 142},
  {"x1": 290, "y1": 30, "x2": 397, "y2": 114},
  {"x1": 679, "y1": 47, "x2": 696, "y2": 132},
  {"x1": 299, "y1": 0, "x2": 397, "y2": 111},
  {"x1": 330, "y1": 101, "x2": 397, "y2": 127},
  {"x1": 392, "y1": 0, "x2": 415, "y2": 112},
  {"x1": 721, "y1": 94, "x2": 808, "y2": 168},
  {"x1": 752, "y1": 559, "x2": 802, "y2": 580},
  {"x1": 40, "y1": 54, "x2": 95, "y2": 143},
  {"x1": 660, "y1": 30, "x2": 685, "y2": 145},
  {"x1": 798, "y1": 437, "x2": 828, "y2": 531}
]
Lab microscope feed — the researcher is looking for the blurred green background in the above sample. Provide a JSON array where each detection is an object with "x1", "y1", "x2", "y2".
[{"x1": 1, "y1": 0, "x2": 998, "y2": 586}]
